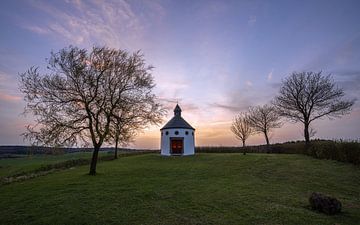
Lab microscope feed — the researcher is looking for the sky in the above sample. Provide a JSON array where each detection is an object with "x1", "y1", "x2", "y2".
[{"x1": 0, "y1": 0, "x2": 359, "y2": 149}]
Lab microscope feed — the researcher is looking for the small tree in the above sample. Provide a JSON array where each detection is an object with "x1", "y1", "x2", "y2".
[
  {"x1": 109, "y1": 100, "x2": 163, "y2": 159},
  {"x1": 20, "y1": 46, "x2": 164, "y2": 175},
  {"x1": 273, "y1": 71, "x2": 355, "y2": 144},
  {"x1": 110, "y1": 121, "x2": 135, "y2": 159},
  {"x1": 231, "y1": 112, "x2": 253, "y2": 154},
  {"x1": 247, "y1": 104, "x2": 282, "y2": 146}
]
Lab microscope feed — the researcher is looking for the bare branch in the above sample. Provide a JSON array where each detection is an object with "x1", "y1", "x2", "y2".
[
  {"x1": 19, "y1": 46, "x2": 164, "y2": 175},
  {"x1": 231, "y1": 112, "x2": 253, "y2": 147},
  {"x1": 246, "y1": 104, "x2": 282, "y2": 146},
  {"x1": 273, "y1": 71, "x2": 355, "y2": 143}
]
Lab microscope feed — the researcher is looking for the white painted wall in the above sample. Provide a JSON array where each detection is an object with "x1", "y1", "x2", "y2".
[{"x1": 160, "y1": 128, "x2": 195, "y2": 156}]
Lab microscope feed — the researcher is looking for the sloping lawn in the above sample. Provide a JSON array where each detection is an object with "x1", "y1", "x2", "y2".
[
  {"x1": 0, "y1": 152, "x2": 111, "y2": 178},
  {"x1": 0, "y1": 153, "x2": 359, "y2": 225}
]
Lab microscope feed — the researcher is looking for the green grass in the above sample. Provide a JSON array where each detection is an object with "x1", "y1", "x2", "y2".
[
  {"x1": 0, "y1": 153, "x2": 359, "y2": 225},
  {"x1": 0, "y1": 152, "x2": 110, "y2": 178}
]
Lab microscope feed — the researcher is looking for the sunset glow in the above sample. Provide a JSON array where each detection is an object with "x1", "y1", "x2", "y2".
[{"x1": 0, "y1": 0, "x2": 359, "y2": 148}]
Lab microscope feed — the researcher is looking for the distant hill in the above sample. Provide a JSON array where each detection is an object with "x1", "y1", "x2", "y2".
[{"x1": 0, "y1": 146, "x2": 156, "y2": 155}]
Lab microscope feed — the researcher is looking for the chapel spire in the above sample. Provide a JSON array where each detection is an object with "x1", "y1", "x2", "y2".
[{"x1": 174, "y1": 104, "x2": 181, "y2": 117}]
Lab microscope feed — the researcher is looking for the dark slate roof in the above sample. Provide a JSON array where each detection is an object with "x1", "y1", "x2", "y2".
[
  {"x1": 160, "y1": 116, "x2": 195, "y2": 130},
  {"x1": 160, "y1": 104, "x2": 195, "y2": 130}
]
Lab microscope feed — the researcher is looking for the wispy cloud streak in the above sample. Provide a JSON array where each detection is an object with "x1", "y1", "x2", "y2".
[
  {"x1": 23, "y1": 0, "x2": 165, "y2": 49},
  {"x1": 0, "y1": 93, "x2": 21, "y2": 102},
  {"x1": 267, "y1": 69, "x2": 273, "y2": 81}
]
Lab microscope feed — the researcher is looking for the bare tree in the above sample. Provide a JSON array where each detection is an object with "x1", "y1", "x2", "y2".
[
  {"x1": 273, "y1": 71, "x2": 355, "y2": 144},
  {"x1": 19, "y1": 46, "x2": 164, "y2": 175},
  {"x1": 247, "y1": 104, "x2": 282, "y2": 146},
  {"x1": 109, "y1": 99, "x2": 163, "y2": 159},
  {"x1": 231, "y1": 112, "x2": 253, "y2": 153},
  {"x1": 109, "y1": 121, "x2": 135, "y2": 159}
]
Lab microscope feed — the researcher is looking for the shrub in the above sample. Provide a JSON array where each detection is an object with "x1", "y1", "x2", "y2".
[
  {"x1": 196, "y1": 141, "x2": 306, "y2": 154},
  {"x1": 196, "y1": 140, "x2": 360, "y2": 165},
  {"x1": 306, "y1": 140, "x2": 360, "y2": 165}
]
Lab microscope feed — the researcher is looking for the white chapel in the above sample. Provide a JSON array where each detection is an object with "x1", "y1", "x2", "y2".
[{"x1": 160, "y1": 104, "x2": 195, "y2": 156}]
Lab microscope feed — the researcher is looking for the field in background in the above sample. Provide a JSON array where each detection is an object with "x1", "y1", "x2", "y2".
[
  {"x1": 0, "y1": 153, "x2": 359, "y2": 225},
  {"x1": 0, "y1": 146, "x2": 155, "y2": 156}
]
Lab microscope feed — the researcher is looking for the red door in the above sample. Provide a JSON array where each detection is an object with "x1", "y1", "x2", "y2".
[{"x1": 171, "y1": 140, "x2": 183, "y2": 154}]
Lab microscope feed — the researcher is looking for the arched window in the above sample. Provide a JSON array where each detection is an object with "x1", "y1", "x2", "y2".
[
  {"x1": 165, "y1": 131, "x2": 169, "y2": 135},
  {"x1": 175, "y1": 131, "x2": 179, "y2": 135},
  {"x1": 185, "y1": 131, "x2": 189, "y2": 135},
  {"x1": 192, "y1": 132, "x2": 194, "y2": 136}
]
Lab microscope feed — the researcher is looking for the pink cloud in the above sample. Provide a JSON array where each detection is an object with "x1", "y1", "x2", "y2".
[
  {"x1": 0, "y1": 93, "x2": 21, "y2": 102},
  {"x1": 23, "y1": 0, "x2": 166, "y2": 49}
]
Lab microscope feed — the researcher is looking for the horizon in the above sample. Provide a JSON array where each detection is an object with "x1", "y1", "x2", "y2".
[{"x1": 1, "y1": 0, "x2": 360, "y2": 148}]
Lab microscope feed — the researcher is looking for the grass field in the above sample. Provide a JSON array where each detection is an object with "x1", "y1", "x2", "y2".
[
  {"x1": 0, "y1": 152, "x2": 111, "y2": 178},
  {"x1": 0, "y1": 153, "x2": 359, "y2": 225}
]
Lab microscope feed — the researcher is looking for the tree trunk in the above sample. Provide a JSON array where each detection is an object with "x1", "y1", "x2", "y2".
[
  {"x1": 242, "y1": 140, "x2": 246, "y2": 155},
  {"x1": 304, "y1": 122, "x2": 310, "y2": 144},
  {"x1": 89, "y1": 145, "x2": 100, "y2": 175},
  {"x1": 114, "y1": 137, "x2": 118, "y2": 159},
  {"x1": 264, "y1": 132, "x2": 270, "y2": 145},
  {"x1": 264, "y1": 131, "x2": 270, "y2": 153}
]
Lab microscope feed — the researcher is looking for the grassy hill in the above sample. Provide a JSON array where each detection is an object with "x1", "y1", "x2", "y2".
[
  {"x1": 0, "y1": 152, "x2": 104, "y2": 178},
  {"x1": 0, "y1": 153, "x2": 359, "y2": 225}
]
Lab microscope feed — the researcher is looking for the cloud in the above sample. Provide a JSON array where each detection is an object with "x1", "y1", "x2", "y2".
[
  {"x1": 245, "y1": 80, "x2": 253, "y2": 87},
  {"x1": 157, "y1": 81, "x2": 189, "y2": 96},
  {"x1": 197, "y1": 1, "x2": 228, "y2": 19},
  {"x1": 0, "y1": 71, "x2": 26, "y2": 145},
  {"x1": 154, "y1": 62, "x2": 192, "y2": 101},
  {"x1": 159, "y1": 97, "x2": 199, "y2": 112},
  {"x1": 159, "y1": 97, "x2": 179, "y2": 104},
  {"x1": 24, "y1": 25, "x2": 49, "y2": 35},
  {"x1": 303, "y1": 32, "x2": 360, "y2": 71},
  {"x1": 334, "y1": 70, "x2": 360, "y2": 77},
  {"x1": 208, "y1": 103, "x2": 246, "y2": 113},
  {"x1": 332, "y1": 70, "x2": 360, "y2": 106},
  {"x1": 269, "y1": 82, "x2": 281, "y2": 89},
  {"x1": 0, "y1": 72, "x2": 5, "y2": 81},
  {"x1": 22, "y1": 0, "x2": 165, "y2": 49},
  {"x1": 208, "y1": 120, "x2": 232, "y2": 126},
  {"x1": 267, "y1": 69, "x2": 273, "y2": 81},
  {"x1": 0, "y1": 71, "x2": 20, "y2": 95},
  {"x1": 0, "y1": 93, "x2": 21, "y2": 102}
]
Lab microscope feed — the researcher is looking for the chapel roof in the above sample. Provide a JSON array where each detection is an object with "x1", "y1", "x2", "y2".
[{"x1": 160, "y1": 104, "x2": 195, "y2": 130}]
